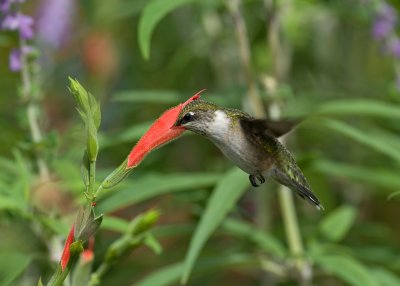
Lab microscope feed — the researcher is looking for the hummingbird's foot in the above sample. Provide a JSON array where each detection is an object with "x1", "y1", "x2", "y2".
[{"x1": 249, "y1": 174, "x2": 265, "y2": 187}]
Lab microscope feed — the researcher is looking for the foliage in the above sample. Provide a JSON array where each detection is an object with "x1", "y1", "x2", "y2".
[{"x1": 0, "y1": 0, "x2": 400, "y2": 285}]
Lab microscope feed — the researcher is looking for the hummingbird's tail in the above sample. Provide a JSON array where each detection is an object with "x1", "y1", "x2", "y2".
[{"x1": 272, "y1": 163, "x2": 324, "y2": 210}]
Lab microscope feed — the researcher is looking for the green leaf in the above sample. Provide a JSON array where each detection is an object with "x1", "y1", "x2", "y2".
[
  {"x1": 311, "y1": 160, "x2": 400, "y2": 192},
  {"x1": 0, "y1": 253, "x2": 32, "y2": 286},
  {"x1": 136, "y1": 253, "x2": 257, "y2": 286},
  {"x1": 222, "y1": 218, "x2": 286, "y2": 258},
  {"x1": 39, "y1": 216, "x2": 69, "y2": 236},
  {"x1": 89, "y1": 92, "x2": 101, "y2": 129},
  {"x1": 315, "y1": 254, "x2": 377, "y2": 286},
  {"x1": 0, "y1": 196, "x2": 23, "y2": 212},
  {"x1": 320, "y1": 119, "x2": 400, "y2": 163},
  {"x1": 113, "y1": 90, "x2": 182, "y2": 104},
  {"x1": 37, "y1": 277, "x2": 43, "y2": 286},
  {"x1": 181, "y1": 168, "x2": 248, "y2": 284},
  {"x1": 71, "y1": 255, "x2": 93, "y2": 286},
  {"x1": 319, "y1": 205, "x2": 357, "y2": 242},
  {"x1": 316, "y1": 99, "x2": 400, "y2": 119},
  {"x1": 136, "y1": 263, "x2": 183, "y2": 286},
  {"x1": 138, "y1": 0, "x2": 195, "y2": 59},
  {"x1": 86, "y1": 116, "x2": 99, "y2": 162},
  {"x1": 97, "y1": 173, "x2": 220, "y2": 213},
  {"x1": 99, "y1": 121, "x2": 152, "y2": 149},
  {"x1": 101, "y1": 216, "x2": 130, "y2": 233},
  {"x1": 372, "y1": 267, "x2": 400, "y2": 286},
  {"x1": 68, "y1": 77, "x2": 90, "y2": 114},
  {"x1": 144, "y1": 233, "x2": 163, "y2": 255}
]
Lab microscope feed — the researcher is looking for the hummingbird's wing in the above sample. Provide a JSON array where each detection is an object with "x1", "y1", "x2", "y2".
[
  {"x1": 239, "y1": 118, "x2": 298, "y2": 138},
  {"x1": 239, "y1": 117, "x2": 323, "y2": 210}
]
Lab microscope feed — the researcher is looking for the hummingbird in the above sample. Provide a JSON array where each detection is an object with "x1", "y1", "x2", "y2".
[{"x1": 174, "y1": 99, "x2": 323, "y2": 210}]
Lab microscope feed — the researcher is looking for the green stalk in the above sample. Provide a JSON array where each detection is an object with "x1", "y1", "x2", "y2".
[
  {"x1": 19, "y1": 37, "x2": 50, "y2": 181},
  {"x1": 47, "y1": 255, "x2": 80, "y2": 286},
  {"x1": 89, "y1": 160, "x2": 96, "y2": 202}
]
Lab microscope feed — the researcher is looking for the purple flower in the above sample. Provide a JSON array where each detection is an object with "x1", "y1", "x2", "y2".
[
  {"x1": 372, "y1": 3, "x2": 397, "y2": 39},
  {"x1": 389, "y1": 38, "x2": 400, "y2": 58},
  {"x1": 372, "y1": 20, "x2": 394, "y2": 39},
  {"x1": 36, "y1": 0, "x2": 75, "y2": 49},
  {"x1": 8, "y1": 45, "x2": 33, "y2": 71},
  {"x1": 1, "y1": 13, "x2": 34, "y2": 39},
  {"x1": 9, "y1": 48, "x2": 21, "y2": 71}
]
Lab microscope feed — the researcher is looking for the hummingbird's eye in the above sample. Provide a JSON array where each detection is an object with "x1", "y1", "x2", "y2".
[{"x1": 181, "y1": 112, "x2": 194, "y2": 124}]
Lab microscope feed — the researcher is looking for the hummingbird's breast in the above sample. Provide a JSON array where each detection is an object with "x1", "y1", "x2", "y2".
[{"x1": 208, "y1": 111, "x2": 274, "y2": 174}]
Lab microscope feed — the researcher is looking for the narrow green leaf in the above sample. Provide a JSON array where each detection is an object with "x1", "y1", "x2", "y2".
[
  {"x1": 144, "y1": 233, "x2": 163, "y2": 255},
  {"x1": 99, "y1": 121, "x2": 152, "y2": 149},
  {"x1": 0, "y1": 196, "x2": 23, "y2": 212},
  {"x1": 311, "y1": 160, "x2": 400, "y2": 192},
  {"x1": 0, "y1": 253, "x2": 32, "y2": 286},
  {"x1": 89, "y1": 92, "x2": 101, "y2": 129},
  {"x1": 97, "y1": 173, "x2": 220, "y2": 213},
  {"x1": 222, "y1": 218, "x2": 286, "y2": 257},
  {"x1": 316, "y1": 99, "x2": 400, "y2": 118},
  {"x1": 68, "y1": 77, "x2": 90, "y2": 114},
  {"x1": 319, "y1": 205, "x2": 356, "y2": 242},
  {"x1": 39, "y1": 216, "x2": 69, "y2": 236},
  {"x1": 113, "y1": 90, "x2": 182, "y2": 104},
  {"x1": 321, "y1": 119, "x2": 400, "y2": 163},
  {"x1": 181, "y1": 168, "x2": 248, "y2": 284},
  {"x1": 86, "y1": 117, "x2": 99, "y2": 162},
  {"x1": 138, "y1": 0, "x2": 195, "y2": 59},
  {"x1": 136, "y1": 263, "x2": 183, "y2": 286},
  {"x1": 101, "y1": 216, "x2": 130, "y2": 233},
  {"x1": 372, "y1": 267, "x2": 400, "y2": 286},
  {"x1": 315, "y1": 254, "x2": 377, "y2": 286},
  {"x1": 71, "y1": 256, "x2": 93, "y2": 286},
  {"x1": 136, "y1": 253, "x2": 257, "y2": 286}
]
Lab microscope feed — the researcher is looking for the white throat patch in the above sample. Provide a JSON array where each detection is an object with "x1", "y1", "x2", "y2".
[{"x1": 210, "y1": 110, "x2": 230, "y2": 139}]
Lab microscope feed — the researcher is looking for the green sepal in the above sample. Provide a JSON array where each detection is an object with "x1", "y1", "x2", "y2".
[
  {"x1": 70, "y1": 241, "x2": 84, "y2": 256},
  {"x1": 75, "y1": 207, "x2": 103, "y2": 242},
  {"x1": 99, "y1": 158, "x2": 132, "y2": 189}
]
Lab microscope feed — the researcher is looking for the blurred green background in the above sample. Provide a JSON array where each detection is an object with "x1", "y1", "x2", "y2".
[{"x1": 1, "y1": 0, "x2": 400, "y2": 285}]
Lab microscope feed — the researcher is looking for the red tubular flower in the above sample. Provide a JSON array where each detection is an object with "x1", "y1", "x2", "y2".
[
  {"x1": 127, "y1": 90, "x2": 204, "y2": 168},
  {"x1": 60, "y1": 225, "x2": 75, "y2": 271}
]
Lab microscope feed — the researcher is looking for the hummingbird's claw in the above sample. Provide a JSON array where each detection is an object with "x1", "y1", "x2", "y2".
[{"x1": 249, "y1": 174, "x2": 265, "y2": 187}]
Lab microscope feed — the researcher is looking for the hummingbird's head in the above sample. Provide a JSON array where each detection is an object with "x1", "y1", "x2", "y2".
[{"x1": 174, "y1": 100, "x2": 220, "y2": 136}]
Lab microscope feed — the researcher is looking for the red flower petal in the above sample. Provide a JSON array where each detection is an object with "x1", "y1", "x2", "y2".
[
  {"x1": 60, "y1": 225, "x2": 75, "y2": 271},
  {"x1": 127, "y1": 90, "x2": 204, "y2": 168}
]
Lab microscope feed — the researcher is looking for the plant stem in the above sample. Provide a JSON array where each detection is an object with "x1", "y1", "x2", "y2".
[
  {"x1": 47, "y1": 254, "x2": 80, "y2": 286},
  {"x1": 19, "y1": 37, "x2": 50, "y2": 181},
  {"x1": 89, "y1": 160, "x2": 96, "y2": 201}
]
